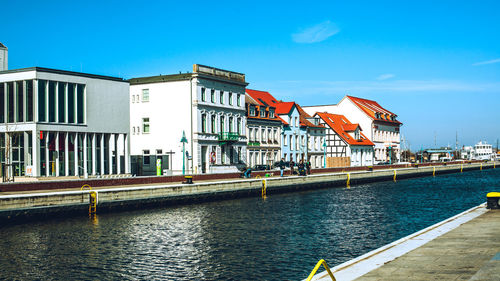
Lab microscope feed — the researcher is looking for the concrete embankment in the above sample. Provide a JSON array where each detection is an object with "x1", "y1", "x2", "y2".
[{"x1": 0, "y1": 162, "x2": 495, "y2": 223}]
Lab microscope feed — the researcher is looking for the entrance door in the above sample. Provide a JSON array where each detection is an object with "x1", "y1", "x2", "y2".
[{"x1": 201, "y1": 146, "x2": 207, "y2": 173}]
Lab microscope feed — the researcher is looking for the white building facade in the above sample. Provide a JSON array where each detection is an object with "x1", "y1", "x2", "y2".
[
  {"x1": 304, "y1": 95, "x2": 401, "y2": 164},
  {"x1": 245, "y1": 90, "x2": 282, "y2": 168},
  {"x1": 0, "y1": 67, "x2": 130, "y2": 177},
  {"x1": 129, "y1": 64, "x2": 247, "y2": 175}
]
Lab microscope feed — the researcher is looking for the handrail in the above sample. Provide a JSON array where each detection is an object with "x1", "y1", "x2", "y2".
[{"x1": 306, "y1": 259, "x2": 336, "y2": 281}]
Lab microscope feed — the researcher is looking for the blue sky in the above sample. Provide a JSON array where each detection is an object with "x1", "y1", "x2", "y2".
[{"x1": 2, "y1": 0, "x2": 499, "y2": 150}]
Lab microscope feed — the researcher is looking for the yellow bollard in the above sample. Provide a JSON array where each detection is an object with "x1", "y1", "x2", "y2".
[
  {"x1": 461, "y1": 164, "x2": 463, "y2": 173},
  {"x1": 480, "y1": 163, "x2": 483, "y2": 170},
  {"x1": 346, "y1": 173, "x2": 350, "y2": 188},
  {"x1": 261, "y1": 179, "x2": 267, "y2": 198},
  {"x1": 393, "y1": 170, "x2": 397, "y2": 182},
  {"x1": 433, "y1": 167, "x2": 436, "y2": 177},
  {"x1": 89, "y1": 191, "x2": 97, "y2": 215}
]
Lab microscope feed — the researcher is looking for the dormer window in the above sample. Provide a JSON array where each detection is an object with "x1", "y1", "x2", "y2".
[
  {"x1": 249, "y1": 106, "x2": 256, "y2": 116},
  {"x1": 260, "y1": 108, "x2": 266, "y2": 118},
  {"x1": 269, "y1": 109, "x2": 275, "y2": 118}
]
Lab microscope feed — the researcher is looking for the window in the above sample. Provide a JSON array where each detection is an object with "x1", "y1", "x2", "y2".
[
  {"x1": 220, "y1": 116, "x2": 225, "y2": 133},
  {"x1": 38, "y1": 80, "x2": 46, "y2": 122},
  {"x1": 156, "y1": 149, "x2": 162, "y2": 155},
  {"x1": 142, "y1": 89, "x2": 149, "y2": 102},
  {"x1": 261, "y1": 128, "x2": 265, "y2": 142},
  {"x1": 201, "y1": 88, "x2": 206, "y2": 102},
  {"x1": 67, "y1": 83, "x2": 75, "y2": 123},
  {"x1": 57, "y1": 82, "x2": 65, "y2": 123},
  {"x1": 290, "y1": 135, "x2": 294, "y2": 150},
  {"x1": 211, "y1": 89, "x2": 215, "y2": 103},
  {"x1": 220, "y1": 90, "x2": 224, "y2": 104},
  {"x1": 132, "y1": 95, "x2": 135, "y2": 103},
  {"x1": 237, "y1": 94, "x2": 241, "y2": 106},
  {"x1": 48, "y1": 81, "x2": 56, "y2": 122},
  {"x1": 237, "y1": 118, "x2": 241, "y2": 135},
  {"x1": 201, "y1": 114, "x2": 207, "y2": 133},
  {"x1": 0, "y1": 84, "x2": 4, "y2": 123},
  {"x1": 229, "y1": 92, "x2": 233, "y2": 105},
  {"x1": 260, "y1": 108, "x2": 266, "y2": 118},
  {"x1": 229, "y1": 117, "x2": 233, "y2": 133},
  {"x1": 76, "y1": 84, "x2": 85, "y2": 124},
  {"x1": 249, "y1": 106, "x2": 255, "y2": 116},
  {"x1": 284, "y1": 134, "x2": 288, "y2": 146},
  {"x1": 295, "y1": 117, "x2": 298, "y2": 127},
  {"x1": 143, "y1": 150, "x2": 150, "y2": 165},
  {"x1": 269, "y1": 109, "x2": 275, "y2": 118},
  {"x1": 211, "y1": 115, "x2": 216, "y2": 133},
  {"x1": 16, "y1": 81, "x2": 24, "y2": 122},
  {"x1": 133, "y1": 127, "x2": 136, "y2": 134},
  {"x1": 142, "y1": 118, "x2": 150, "y2": 133},
  {"x1": 137, "y1": 126, "x2": 140, "y2": 134},
  {"x1": 26, "y1": 80, "x2": 33, "y2": 122}
]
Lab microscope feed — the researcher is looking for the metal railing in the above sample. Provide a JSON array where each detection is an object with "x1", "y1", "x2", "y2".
[{"x1": 306, "y1": 259, "x2": 336, "y2": 281}]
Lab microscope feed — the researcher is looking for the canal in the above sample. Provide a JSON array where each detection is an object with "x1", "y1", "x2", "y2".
[{"x1": 1, "y1": 169, "x2": 499, "y2": 280}]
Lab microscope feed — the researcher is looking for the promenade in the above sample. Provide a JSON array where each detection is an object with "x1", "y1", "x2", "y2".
[
  {"x1": 355, "y1": 209, "x2": 500, "y2": 281},
  {"x1": 313, "y1": 206, "x2": 500, "y2": 281}
]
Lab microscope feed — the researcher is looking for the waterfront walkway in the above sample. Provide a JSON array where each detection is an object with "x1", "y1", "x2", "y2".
[
  {"x1": 315, "y1": 207, "x2": 500, "y2": 281},
  {"x1": 354, "y1": 209, "x2": 500, "y2": 280}
]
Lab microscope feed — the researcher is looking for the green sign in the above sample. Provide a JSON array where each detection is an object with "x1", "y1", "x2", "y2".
[{"x1": 156, "y1": 158, "x2": 162, "y2": 176}]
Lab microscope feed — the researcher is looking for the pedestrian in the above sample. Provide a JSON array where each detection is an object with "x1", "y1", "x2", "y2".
[
  {"x1": 279, "y1": 158, "x2": 285, "y2": 177},
  {"x1": 298, "y1": 160, "x2": 306, "y2": 176},
  {"x1": 290, "y1": 158, "x2": 295, "y2": 175},
  {"x1": 306, "y1": 161, "x2": 311, "y2": 175},
  {"x1": 244, "y1": 166, "x2": 252, "y2": 178}
]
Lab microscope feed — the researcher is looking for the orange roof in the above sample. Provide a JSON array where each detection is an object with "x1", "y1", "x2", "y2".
[
  {"x1": 296, "y1": 104, "x2": 325, "y2": 128},
  {"x1": 315, "y1": 112, "x2": 374, "y2": 146},
  {"x1": 245, "y1": 89, "x2": 282, "y2": 123},
  {"x1": 346, "y1": 96, "x2": 402, "y2": 124},
  {"x1": 246, "y1": 89, "x2": 279, "y2": 106}
]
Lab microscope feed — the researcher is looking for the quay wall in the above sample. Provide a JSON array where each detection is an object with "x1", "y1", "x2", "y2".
[{"x1": 0, "y1": 162, "x2": 495, "y2": 223}]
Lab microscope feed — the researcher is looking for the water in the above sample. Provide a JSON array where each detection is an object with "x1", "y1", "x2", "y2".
[{"x1": 1, "y1": 169, "x2": 499, "y2": 280}]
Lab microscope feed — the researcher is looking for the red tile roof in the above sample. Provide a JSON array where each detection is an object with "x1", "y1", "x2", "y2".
[
  {"x1": 315, "y1": 112, "x2": 374, "y2": 146},
  {"x1": 346, "y1": 96, "x2": 402, "y2": 124},
  {"x1": 246, "y1": 89, "x2": 279, "y2": 106},
  {"x1": 296, "y1": 104, "x2": 325, "y2": 128},
  {"x1": 246, "y1": 89, "x2": 285, "y2": 123}
]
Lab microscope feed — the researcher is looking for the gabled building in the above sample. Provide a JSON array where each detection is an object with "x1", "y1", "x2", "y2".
[
  {"x1": 314, "y1": 112, "x2": 374, "y2": 166},
  {"x1": 250, "y1": 91, "x2": 326, "y2": 166},
  {"x1": 245, "y1": 89, "x2": 282, "y2": 168},
  {"x1": 0, "y1": 42, "x2": 7, "y2": 71},
  {"x1": 296, "y1": 104, "x2": 327, "y2": 168},
  {"x1": 129, "y1": 64, "x2": 247, "y2": 175},
  {"x1": 303, "y1": 95, "x2": 402, "y2": 164}
]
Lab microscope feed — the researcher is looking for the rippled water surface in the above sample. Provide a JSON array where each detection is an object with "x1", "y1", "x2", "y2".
[{"x1": 1, "y1": 169, "x2": 500, "y2": 280}]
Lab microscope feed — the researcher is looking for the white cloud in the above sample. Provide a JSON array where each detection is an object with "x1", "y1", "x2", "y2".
[
  {"x1": 376, "y1": 74, "x2": 395, "y2": 80},
  {"x1": 292, "y1": 20, "x2": 340, "y2": 44},
  {"x1": 472, "y1": 58, "x2": 500, "y2": 66}
]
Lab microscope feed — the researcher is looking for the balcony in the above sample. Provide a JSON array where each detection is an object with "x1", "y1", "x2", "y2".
[{"x1": 218, "y1": 132, "x2": 239, "y2": 144}]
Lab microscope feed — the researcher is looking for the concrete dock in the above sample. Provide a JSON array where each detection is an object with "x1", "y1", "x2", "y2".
[
  {"x1": 312, "y1": 206, "x2": 500, "y2": 281},
  {"x1": 0, "y1": 162, "x2": 496, "y2": 222}
]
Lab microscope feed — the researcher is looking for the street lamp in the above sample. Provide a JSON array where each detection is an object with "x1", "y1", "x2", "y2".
[
  {"x1": 323, "y1": 139, "x2": 327, "y2": 168},
  {"x1": 180, "y1": 130, "x2": 188, "y2": 175}
]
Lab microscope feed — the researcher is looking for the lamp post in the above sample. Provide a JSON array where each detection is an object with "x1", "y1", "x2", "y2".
[
  {"x1": 180, "y1": 130, "x2": 188, "y2": 175},
  {"x1": 323, "y1": 139, "x2": 327, "y2": 168}
]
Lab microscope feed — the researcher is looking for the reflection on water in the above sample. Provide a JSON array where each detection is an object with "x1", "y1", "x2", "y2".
[{"x1": 1, "y1": 169, "x2": 499, "y2": 280}]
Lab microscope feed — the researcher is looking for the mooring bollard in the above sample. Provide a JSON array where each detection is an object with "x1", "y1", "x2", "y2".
[
  {"x1": 183, "y1": 176, "x2": 193, "y2": 184},
  {"x1": 89, "y1": 191, "x2": 98, "y2": 215},
  {"x1": 486, "y1": 192, "x2": 500, "y2": 209}
]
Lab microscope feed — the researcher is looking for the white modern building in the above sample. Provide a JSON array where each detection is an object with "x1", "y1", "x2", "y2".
[
  {"x1": 129, "y1": 64, "x2": 248, "y2": 175},
  {"x1": 245, "y1": 89, "x2": 282, "y2": 168},
  {"x1": 0, "y1": 42, "x2": 7, "y2": 71},
  {"x1": 314, "y1": 112, "x2": 374, "y2": 166},
  {"x1": 0, "y1": 67, "x2": 130, "y2": 178},
  {"x1": 304, "y1": 95, "x2": 402, "y2": 164}
]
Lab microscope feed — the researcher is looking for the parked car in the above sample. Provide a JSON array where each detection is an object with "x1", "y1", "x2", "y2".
[{"x1": 376, "y1": 161, "x2": 391, "y2": 165}]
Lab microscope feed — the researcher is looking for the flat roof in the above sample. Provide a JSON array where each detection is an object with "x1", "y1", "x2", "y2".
[
  {"x1": 129, "y1": 72, "x2": 248, "y2": 86},
  {"x1": 0, "y1": 67, "x2": 127, "y2": 82}
]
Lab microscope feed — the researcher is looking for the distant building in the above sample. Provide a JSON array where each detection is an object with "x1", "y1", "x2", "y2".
[
  {"x1": 425, "y1": 148, "x2": 453, "y2": 162},
  {"x1": 245, "y1": 89, "x2": 282, "y2": 168},
  {"x1": 460, "y1": 146, "x2": 474, "y2": 160},
  {"x1": 314, "y1": 112, "x2": 374, "y2": 166},
  {"x1": 129, "y1": 64, "x2": 248, "y2": 175},
  {"x1": 296, "y1": 104, "x2": 326, "y2": 168},
  {"x1": 473, "y1": 141, "x2": 493, "y2": 160},
  {"x1": 0, "y1": 67, "x2": 130, "y2": 177},
  {"x1": 0, "y1": 42, "x2": 7, "y2": 71},
  {"x1": 303, "y1": 95, "x2": 402, "y2": 164}
]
